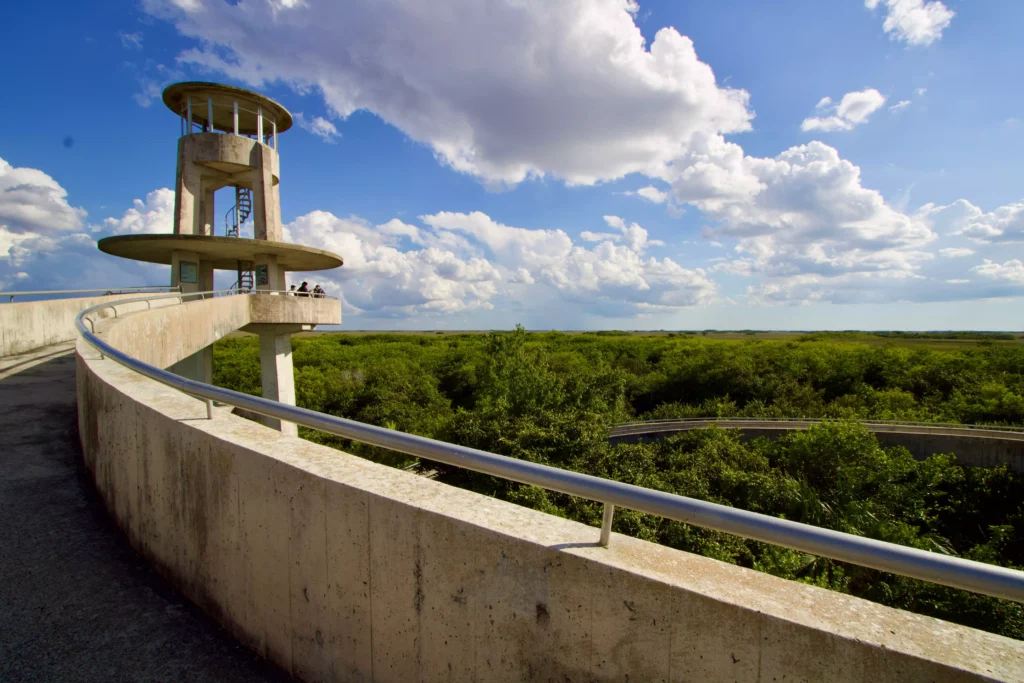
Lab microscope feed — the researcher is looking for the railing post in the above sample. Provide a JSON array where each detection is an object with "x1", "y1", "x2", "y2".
[
  {"x1": 186, "y1": 96, "x2": 192, "y2": 133},
  {"x1": 208, "y1": 98, "x2": 214, "y2": 133},
  {"x1": 233, "y1": 99, "x2": 239, "y2": 135},
  {"x1": 257, "y1": 105, "x2": 263, "y2": 142},
  {"x1": 600, "y1": 503, "x2": 615, "y2": 547},
  {"x1": 206, "y1": 399, "x2": 214, "y2": 420}
]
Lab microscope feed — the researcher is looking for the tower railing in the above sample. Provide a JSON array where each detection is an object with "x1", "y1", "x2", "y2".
[
  {"x1": 1, "y1": 285, "x2": 180, "y2": 304},
  {"x1": 178, "y1": 98, "x2": 278, "y2": 149},
  {"x1": 74, "y1": 291, "x2": 1024, "y2": 605}
]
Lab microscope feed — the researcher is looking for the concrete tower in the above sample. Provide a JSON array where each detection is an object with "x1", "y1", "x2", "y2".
[{"x1": 98, "y1": 81, "x2": 343, "y2": 435}]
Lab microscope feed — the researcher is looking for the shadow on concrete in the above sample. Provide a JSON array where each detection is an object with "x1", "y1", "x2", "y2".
[{"x1": 0, "y1": 353, "x2": 290, "y2": 682}]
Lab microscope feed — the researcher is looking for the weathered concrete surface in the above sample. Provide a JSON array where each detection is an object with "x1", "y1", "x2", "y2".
[
  {"x1": 0, "y1": 345, "x2": 289, "y2": 682},
  {"x1": 77, "y1": 305, "x2": 1024, "y2": 682},
  {"x1": 0, "y1": 294, "x2": 157, "y2": 357},
  {"x1": 610, "y1": 420, "x2": 1024, "y2": 471},
  {"x1": 98, "y1": 295, "x2": 249, "y2": 370},
  {"x1": 249, "y1": 293, "x2": 341, "y2": 326}
]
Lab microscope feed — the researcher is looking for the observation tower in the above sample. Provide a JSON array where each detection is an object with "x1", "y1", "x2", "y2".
[{"x1": 97, "y1": 81, "x2": 343, "y2": 434}]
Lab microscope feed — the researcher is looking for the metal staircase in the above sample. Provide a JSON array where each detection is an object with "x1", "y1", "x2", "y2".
[
  {"x1": 237, "y1": 269, "x2": 254, "y2": 290},
  {"x1": 224, "y1": 187, "x2": 253, "y2": 238}
]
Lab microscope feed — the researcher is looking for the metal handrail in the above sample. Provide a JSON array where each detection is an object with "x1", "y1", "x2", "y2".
[
  {"x1": 611, "y1": 417, "x2": 1024, "y2": 435},
  {"x1": 73, "y1": 292, "x2": 1024, "y2": 604},
  {"x1": 2, "y1": 286, "x2": 180, "y2": 304}
]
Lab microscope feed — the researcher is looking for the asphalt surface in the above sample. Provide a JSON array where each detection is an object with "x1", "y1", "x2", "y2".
[{"x1": 0, "y1": 348, "x2": 290, "y2": 682}]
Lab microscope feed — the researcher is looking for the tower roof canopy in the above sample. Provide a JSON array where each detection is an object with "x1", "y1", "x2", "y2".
[
  {"x1": 163, "y1": 82, "x2": 294, "y2": 135},
  {"x1": 98, "y1": 235, "x2": 342, "y2": 272}
]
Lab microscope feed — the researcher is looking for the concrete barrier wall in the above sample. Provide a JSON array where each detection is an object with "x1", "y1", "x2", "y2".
[
  {"x1": 611, "y1": 423, "x2": 1024, "y2": 472},
  {"x1": 250, "y1": 294, "x2": 341, "y2": 326},
  {"x1": 100, "y1": 295, "x2": 250, "y2": 369},
  {"x1": 75, "y1": 303, "x2": 1024, "y2": 682},
  {"x1": 0, "y1": 294, "x2": 159, "y2": 357}
]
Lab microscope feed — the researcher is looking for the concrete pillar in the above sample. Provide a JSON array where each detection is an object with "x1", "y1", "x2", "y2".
[
  {"x1": 171, "y1": 250, "x2": 202, "y2": 294},
  {"x1": 173, "y1": 136, "x2": 203, "y2": 236},
  {"x1": 169, "y1": 345, "x2": 213, "y2": 383},
  {"x1": 251, "y1": 145, "x2": 282, "y2": 242},
  {"x1": 199, "y1": 259, "x2": 214, "y2": 293},
  {"x1": 254, "y1": 253, "x2": 283, "y2": 291},
  {"x1": 201, "y1": 185, "x2": 216, "y2": 236},
  {"x1": 258, "y1": 329, "x2": 297, "y2": 435}
]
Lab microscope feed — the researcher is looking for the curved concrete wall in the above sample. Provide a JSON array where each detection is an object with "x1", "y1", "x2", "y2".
[
  {"x1": 74, "y1": 300, "x2": 1024, "y2": 682},
  {"x1": 610, "y1": 421, "x2": 1024, "y2": 472},
  {"x1": 0, "y1": 294, "x2": 155, "y2": 357}
]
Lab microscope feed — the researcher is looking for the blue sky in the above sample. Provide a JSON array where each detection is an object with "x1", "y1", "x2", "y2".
[{"x1": 1, "y1": 0, "x2": 1022, "y2": 330}]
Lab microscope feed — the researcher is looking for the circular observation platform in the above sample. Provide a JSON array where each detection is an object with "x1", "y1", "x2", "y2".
[
  {"x1": 163, "y1": 81, "x2": 293, "y2": 139},
  {"x1": 98, "y1": 235, "x2": 343, "y2": 272}
]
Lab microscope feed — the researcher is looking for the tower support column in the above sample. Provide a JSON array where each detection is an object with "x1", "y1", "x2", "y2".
[
  {"x1": 173, "y1": 136, "x2": 203, "y2": 236},
  {"x1": 250, "y1": 324, "x2": 299, "y2": 436},
  {"x1": 201, "y1": 185, "x2": 216, "y2": 236},
  {"x1": 251, "y1": 145, "x2": 282, "y2": 241},
  {"x1": 254, "y1": 253, "x2": 285, "y2": 291}
]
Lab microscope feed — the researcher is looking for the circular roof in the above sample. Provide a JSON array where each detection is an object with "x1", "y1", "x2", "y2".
[
  {"x1": 162, "y1": 81, "x2": 293, "y2": 135},
  {"x1": 98, "y1": 235, "x2": 342, "y2": 272}
]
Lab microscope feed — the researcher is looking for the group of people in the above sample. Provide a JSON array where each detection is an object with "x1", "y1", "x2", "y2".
[{"x1": 290, "y1": 281, "x2": 327, "y2": 298}]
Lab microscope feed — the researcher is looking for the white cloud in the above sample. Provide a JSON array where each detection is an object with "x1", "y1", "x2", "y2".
[
  {"x1": 0, "y1": 157, "x2": 166, "y2": 291},
  {"x1": 919, "y1": 199, "x2": 1024, "y2": 243},
  {"x1": 283, "y1": 209, "x2": 713, "y2": 317},
  {"x1": 102, "y1": 189, "x2": 175, "y2": 235},
  {"x1": 889, "y1": 99, "x2": 911, "y2": 113},
  {"x1": 580, "y1": 231, "x2": 619, "y2": 243},
  {"x1": 633, "y1": 185, "x2": 669, "y2": 204},
  {"x1": 668, "y1": 141, "x2": 950, "y2": 305},
  {"x1": 801, "y1": 89, "x2": 886, "y2": 132},
  {"x1": 141, "y1": 0, "x2": 753, "y2": 187},
  {"x1": 938, "y1": 247, "x2": 974, "y2": 258},
  {"x1": 130, "y1": 63, "x2": 185, "y2": 108},
  {"x1": 915, "y1": 87, "x2": 927, "y2": 96},
  {"x1": 119, "y1": 32, "x2": 144, "y2": 49},
  {"x1": 295, "y1": 113, "x2": 341, "y2": 144},
  {"x1": 865, "y1": 0, "x2": 954, "y2": 47},
  {"x1": 971, "y1": 260, "x2": 1024, "y2": 285},
  {"x1": 0, "y1": 157, "x2": 85, "y2": 236},
  {"x1": 945, "y1": 279, "x2": 969, "y2": 284}
]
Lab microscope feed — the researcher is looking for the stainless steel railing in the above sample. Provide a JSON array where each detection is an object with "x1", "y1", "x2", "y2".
[
  {"x1": 74, "y1": 291, "x2": 1024, "y2": 604},
  {"x1": 1, "y1": 285, "x2": 181, "y2": 304}
]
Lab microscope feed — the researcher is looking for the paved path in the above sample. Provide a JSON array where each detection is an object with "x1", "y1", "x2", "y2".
[{"x1": 0, "y1": 345, "x2": 289, "y2": 682}]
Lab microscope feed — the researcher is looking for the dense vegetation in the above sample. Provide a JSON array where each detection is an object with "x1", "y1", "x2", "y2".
[{"x1": 213, "y1": 329, "x2": 1024, "y2": 638}]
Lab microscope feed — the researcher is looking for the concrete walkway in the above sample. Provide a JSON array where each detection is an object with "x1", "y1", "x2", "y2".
[{"x1": 0, "y1": 345, "x2": 289, "y2": 682}]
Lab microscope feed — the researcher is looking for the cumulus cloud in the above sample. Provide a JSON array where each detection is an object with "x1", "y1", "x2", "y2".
[
  {"x1": 972, "y1": 260, "x2": 1024, "y2": 285},
  {"x1": 0, "y1": 157, "x2": 165, "y2": 291},
  {"x1": 889, "y1": 99, "x2": 911, "y2": 113},
  {"x1": 938, "y1": 247, "x2": 974, "y2": 258},
  {"x1": 141, "y1": 0, "x2": 753, "y2": 187},
  {"x1": 295, "y1": 113, "x2": 341, "y2": 144},
  {"x1": 102, "y1": 189, "x2": 175, "y2": 235},
  {"x1": 283, "y1": 209, "x2": 715, "y2": 317},
  {"x1": 801, "y1": 89, "x2": 886, "y2": 132},
  {"x1": 919, "y1": 199, "x2": 1024, "y2": 243},
  {"x1": 0, "y1": 157, "x2": 85, "y2": 236},
  {"x1": 865, "y1": 0, "x2": 954, "y2": 47},
  {"x1": 669, "y1": 142, "x2": 950, "y2": 305}
]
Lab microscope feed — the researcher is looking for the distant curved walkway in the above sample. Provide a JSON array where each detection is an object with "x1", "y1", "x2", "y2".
[
  {"x1": 0, "y1": 345, "x2": 288, "y2": 682},
  {"x1": 609, "y1": 418, "x2": 1024, "y2": 471}
]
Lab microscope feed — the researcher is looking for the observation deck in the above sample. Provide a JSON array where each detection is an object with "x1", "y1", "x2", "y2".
[{"x1": 0, "y1": 290, "x2": 1022, "y2": 681}]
